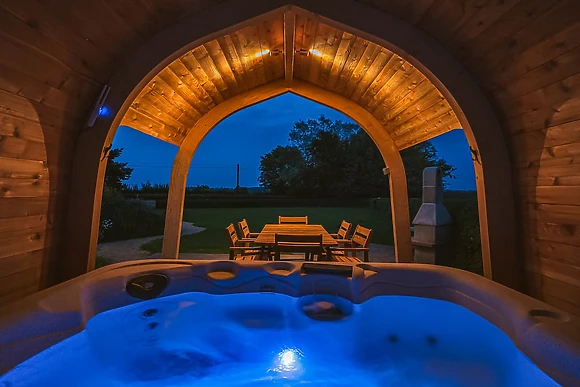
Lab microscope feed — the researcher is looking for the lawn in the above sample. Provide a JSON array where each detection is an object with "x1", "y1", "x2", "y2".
[{"x1": 141, "y1": 204, "x2": 416, "y2": 254}]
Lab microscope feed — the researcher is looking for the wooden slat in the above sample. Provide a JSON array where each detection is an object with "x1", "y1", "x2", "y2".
[
  {"x1": 451, "y1": 0, "x2": 523, "y2": 48},
  {"x1": 0, "y1": 157, "x2": 47, "y2": 179},
  {"x1": 367, "y1": 61, "x2": 412, "y2": 112},
  {"x1": 120, "y1": 107, "x2": 182, "y2": 145},
  {"x1": 1, "y1": 0, "x2": 113, "y2": 75},
  {"x1": 342, "y1": 44, "x2": 382, "y2": 97},
  {"x1": 325, "y1": 31, "x2": 355, "y2": 91},
  {"x1": 0, "y1": 248, "x2": 50, "y2": 280},
  {"x1": 181, "y1": 50, "x2": 224, "y2": 103},
  {"x1": 0, "y1": 89, "x2": 84, "y2": 132},
  {"x1": 254, "y1": 224, "x2": 337, "y2": 246},
  {"x1": 522, "y1": 186, "x2": 580, "y2": 207},
  {"x1": 394, "y1": 112, "x2": 459, "y2": 148},
  {"x1": 230, "y1": 26, "x2": 267, "y2": 89},
  {"x1": 283, "y1": 11, "x2": 295, "y2": 84},
  {"x1": 203, "y1": 40, "x2": 241, "y2": 97},
  {"x1": 132, "y1": 89, "x2": 191, "y2": 133},
  {"x1": 498, "y1": 72, "x2": 580, "y2": 122},
  {"x1": 0, "y1": 178, "x2": 50, "y2": 198},
  {"x1": 510, "y1": 120, "x2": 580, "y2": 154},
  {"x1": 349, "y1": 50, "x2": 394, "y2": 102},
  {"x1": 382, "y1": 83, "x2": 439, "y2": 124},
  {"x1": 156, "y1": 68, "x2": 207, "y2": 116},
  {"x1": 193, "y1": 44, "x2": 230, "y2": 98},
  {"x1": 372, "y1": 68, "x2": 425, "y2": 121},
  {"x1": 139, "y1": 85, "x2": 199, "y2": 128},
  {"x1": 255, "y1": 17, "x2": 283, "y2": 83},
  {"x1": 529, "y1": 238, "x2": 580, "y2": 265},
  {"x1": 293, "y1": 14, "x2": 317, "y2": 82},
  {"x1": 0, "y1": 7, "x2": 102, "y2": 80},
  {"x1": 0, "y1": 197, "x2": 49, "y2": 219},
  {"x1": 333, "y1": 37, "x2": 369, "y2": 94},
  {"x1": 217, "y1": 35, "x2": 251, "y2": 92},
  {"x1": 390, "y1": 98, "x2": 456, "y2": 138},
  {"x1": 0, "y1": 36, "x2": 99, "y2": 106},
  {"x1": 315, "y1": 25, "x2": 343, "y2": 88},
  {"x1": 0, "y1": 136, "x2": 45, "y2": 161},
  {"x1": 462, "y1": 0, "x2": 559, "y2": 62},
  {"x1": 523, "y1": 203, "x2": 580, "y2": 227},
  {"x1": 167, "y1": 59, "x2": 215, "y2": 109},
  {"x1": 358, "y1": 54, "x2": 405, "y2": 107},
  {"x1": 41, "y1": 0, "x2": 139, "y2": 56},
  {"x1": 470, "y1": 0, "x2": 580, "y2": 90}
]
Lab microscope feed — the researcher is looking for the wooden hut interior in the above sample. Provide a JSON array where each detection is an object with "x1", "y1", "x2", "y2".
[{"x1": 0, "y1": 0, "x2": 579, "y2": 318}]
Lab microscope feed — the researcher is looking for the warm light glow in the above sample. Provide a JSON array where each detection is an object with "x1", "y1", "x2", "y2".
[
  {"x1": 309, "y1": 49, "x2": 323, "y2": 57},
  {"x1": 255, "y1": 49, "x2": 270, "y2": 57}
]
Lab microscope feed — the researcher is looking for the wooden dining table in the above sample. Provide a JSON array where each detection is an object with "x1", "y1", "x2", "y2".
[
  {"x1": 254, "y1": 224, "x2": 338, "y2": 247},
  {"x1": 254, "y1": 224, "x2": 338, "y2": 261}
]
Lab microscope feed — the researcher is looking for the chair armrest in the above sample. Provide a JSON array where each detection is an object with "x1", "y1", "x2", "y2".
[
  {"x1": 335, "y1": 239, "x2": 353, "y2": 246},
  {"x1": 329, "y1": 247, "x2": 370, "y2": 262},
  {"x1": 229, "y1": 246, "x2": 263, "y2": 260},
  {"x1": 329, "y1": 233, "x2": 339, "y2": 238},
  {"x1": 329, "y1": 247, "x2": 369, "y2": 252}
]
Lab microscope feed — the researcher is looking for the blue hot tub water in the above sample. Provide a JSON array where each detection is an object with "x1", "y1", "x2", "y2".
[{"x1": 0, "y1": 293, "x2": 560, "y2": 386}]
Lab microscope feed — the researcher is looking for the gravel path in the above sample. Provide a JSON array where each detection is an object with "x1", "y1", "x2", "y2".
[{"x1": 96, "y1": 222, "x2": 204, "y2": 263}]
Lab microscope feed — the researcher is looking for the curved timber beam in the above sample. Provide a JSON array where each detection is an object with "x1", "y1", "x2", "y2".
[
  {"x1": 161, "y1": 81, "x2": 289, "y2": 258},
  {"x1": 161, "y1": 80, "x2": 413, "y2": 262}
]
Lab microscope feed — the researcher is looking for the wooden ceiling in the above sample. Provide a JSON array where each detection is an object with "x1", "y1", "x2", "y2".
[{"x1": 120, "y1": 11, "x2": 460, "y2": 149}]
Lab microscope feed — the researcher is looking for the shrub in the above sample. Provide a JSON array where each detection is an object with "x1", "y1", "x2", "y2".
[
  {"x1": 155, "y1": 197, "x2": 371, "y2": 209},
  {"x1": 370, "y1": 196, "x2": 482, "y2": 275},
  {"x1": 99, "y1": 187, "x2": 165, "y2": 242}
]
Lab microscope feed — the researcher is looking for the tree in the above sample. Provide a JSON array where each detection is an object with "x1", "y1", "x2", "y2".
[
  {"x1": 258, "y1": 146, "x2": 305, "y2": 195},
  {"x1": 105, "y1": 148, "x2": 133, "y2": 189},
  {"x1": 259, "y1": 116, "x2": 455, "y2": 198},
  {"x1": 401, "y1": 142, "x2": 455, "y2": 197},
  {"x1": 289, "y1": 115, "x2": 359, "y2": 162}
]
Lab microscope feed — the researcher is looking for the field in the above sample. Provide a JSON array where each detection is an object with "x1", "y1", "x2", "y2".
[
  {"x1": 139, "y1": 194, "x2": 481, "y2": 274},
  {"x1": 141, "y1": 204, "x2": 413, "y2": 254}
]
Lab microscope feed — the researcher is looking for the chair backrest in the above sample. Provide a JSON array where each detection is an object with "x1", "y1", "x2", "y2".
[
  {"x1": 278, "y1": 215, "x2": 308, "y2": 224},
  {"x1": 226, "y1": 223, "x2": 239, "y2": 247},
  {"x1": 351, "y1": 225, "x2": 373, "y2": 248},
  {"x1": 274, "y1": 233, "x2": 322, "y2": 254},
  {"x1": 238, "y1": 219, "x2": 250, "y2": 238},
  {"x1": 337, "y1": 220, "x2": 352, "y2": 239}
]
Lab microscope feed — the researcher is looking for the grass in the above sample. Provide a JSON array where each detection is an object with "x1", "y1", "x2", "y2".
[{"x1": 141, "y1": 204, "x2": 421, "y2": 254}]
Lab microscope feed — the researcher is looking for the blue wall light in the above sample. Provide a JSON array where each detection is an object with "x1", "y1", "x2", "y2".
[{"x1": 98, "y1": 106, "x2": 111, "y2": 117}]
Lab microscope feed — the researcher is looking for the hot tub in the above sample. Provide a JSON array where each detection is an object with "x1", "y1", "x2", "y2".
[{"x1": 0, "y1": 260, "x2": 578, "y2": 386}]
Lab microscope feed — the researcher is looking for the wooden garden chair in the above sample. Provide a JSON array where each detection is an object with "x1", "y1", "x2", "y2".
[
  {"x1": 237, "y1": 218, "x2": 260, "y2": 239},
  {"x1": 278, "y1": 215, "x2": 308, "y2": 224},
  {"x1": 329, "y1": 225, "x2": 373, "y2": 263},
  {"x1": 329, "y1": 220, "x2": 352, "y2": 245},
  {"x1": 226, "y1": 224, "x2": 268, "y2": 261},
  {"x1": 273, "y1": 233, "x2": 323, "y2": 261}
]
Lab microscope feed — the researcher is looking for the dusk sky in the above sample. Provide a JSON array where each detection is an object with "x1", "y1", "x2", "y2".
[{"x1": 112, "y1": 94, "x2": 476, "y2": 190}]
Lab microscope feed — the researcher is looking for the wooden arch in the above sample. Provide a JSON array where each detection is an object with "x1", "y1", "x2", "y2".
[
  {"x1": 161, "y1": 80, "x2": 413, "y2": 261},
  {"x1": 63, "y1": 0, "x2": 518, "y2": 290}
]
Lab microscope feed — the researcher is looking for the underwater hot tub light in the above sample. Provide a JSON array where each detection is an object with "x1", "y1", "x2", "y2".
[{"x1": 274, "y1": 348, "x2": 303, "y2": 374}]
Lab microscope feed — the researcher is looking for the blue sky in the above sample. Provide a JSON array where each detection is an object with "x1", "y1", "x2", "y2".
[{"x1": 112, "y1": 93, "x2": 476, "y2": 190}]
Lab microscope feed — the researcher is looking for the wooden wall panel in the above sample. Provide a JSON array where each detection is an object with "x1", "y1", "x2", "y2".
[
  {"x1": 358, "y1": 0, "x2": 580, "y2": 315},
  {"x1": 0, "y1": 0, "x2": 103, "y2": 305}
]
